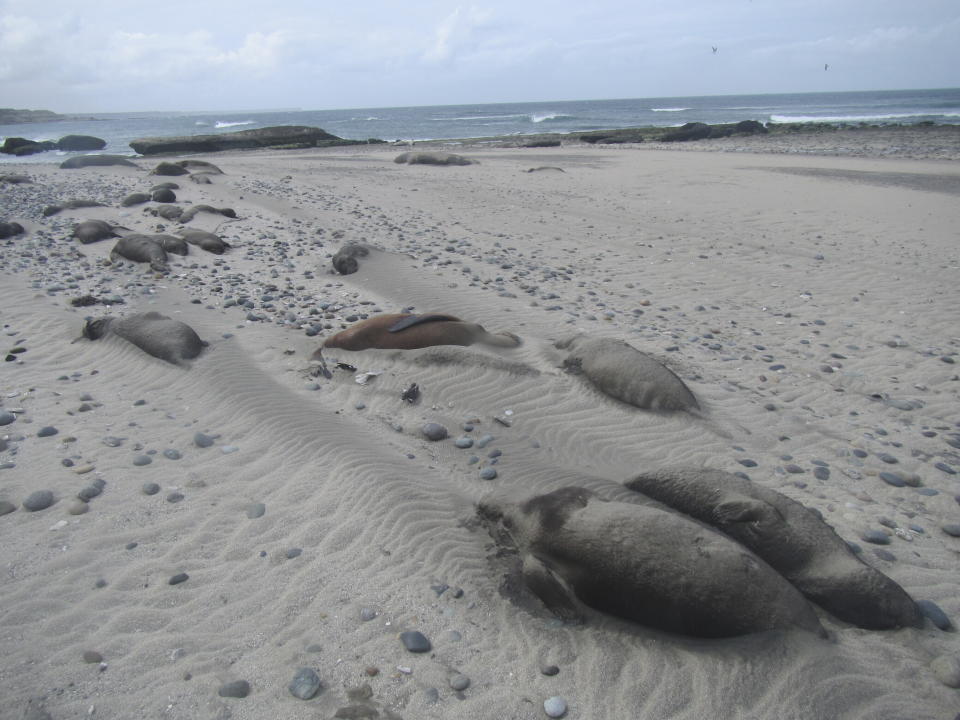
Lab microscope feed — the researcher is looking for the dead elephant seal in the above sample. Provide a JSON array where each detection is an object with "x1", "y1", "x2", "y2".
[
  {"x1": 43, "y1": 199, "x2": 106, "y2": 216},
  {"x1": 110, "y1": 235, "x2": 169, "y2": 272},
  {"x1": 80, "y1": 312, "x2": 204, "y2": 365},
  {"x1": 72, "y1": 219, "x2": 123, "y2": 244},
  {"x1": 0, "y1": 221, "x2": 25, "y2": 239},
  {"x1": 178, "y1": 205, "x2": 237, "y2": 223},
  {"x1": 59, "y1": 155, "x2": 139, "y2": 169},
  {"x1": 478, "y1": 487, "x2": 825, "y2": 638},
  {"x1": 624, "y1": 468, "x2": 921, "y2": 630},
  {"x1": 556, "y1": 334, "x2": 699, "y2": 412},
  {"x1": 331, "y1": 243, "x2": 370, "y2": 275},
  {"x1": 319, "y1": 313, "x2": 521, "y2": 352},
  {"x1": 394, "y1": 151, "x2": 475, "y2": 166},
  {"x1": 179, "y1": 229, "x2": 230, "y2": 254}
]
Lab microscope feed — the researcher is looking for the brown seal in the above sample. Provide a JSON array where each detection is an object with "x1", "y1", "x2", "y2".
[
  {"x1": 478, "y1": 487, "x2": 826, "y2": 638},
  {"x1": 318, "y1": 313, "x2": 521, "y2": 353}
]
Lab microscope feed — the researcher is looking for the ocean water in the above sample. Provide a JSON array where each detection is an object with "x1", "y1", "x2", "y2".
[{"x1": 2, "y1": 87, "x2": 958, "y2": 163}]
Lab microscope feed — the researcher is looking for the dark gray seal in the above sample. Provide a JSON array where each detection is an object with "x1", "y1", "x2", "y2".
[
  {"x1": 180, "y1": 229, "x2": 230, "y2": 254},
  {"x1": 478, "y1": 487, "x2": 825, "y2": 638},
  {"x1": 0, "y1": 221, "x2": 25, "y2": 239},
  {"x1": 332, "y1": 243, "x2": 370, "y2": 275},
  {"x1": 0, "y1": 174, "x2": 33, "y2": 184},
  {"x1": 121, "y1": 192, "x2": 151, "y2": 207},
  {"x1": 624, "y1": 468, "x2": 921, "y2": 630},
  {"x1": 59, "y1": 155, "x2": 139, "y2": 169},
  {"x1": 81, "y1": 312, "x2": 204, "y2": 365},
  {"x1": 394, "y1": 152, "x2": 475, "y2": 166},
  {"x1": 150, "y1": 234, "x2": 188, "y2": 255},
  {"x1": 72, "y1": 220, "x2": 122, "y2": 244},
  {"x1": 43, "y1": 200, "x2": 106, "y2": 216},
  {"x1": 110, "y1": 235, "x2": 169, "y2": 272},
  {"x1": 179, "y1": 205, "x2": 237, "y2": 223},
  {"x1": 154, "y1": 205, "x2": 183, "y2": 221},
  {"x1": 151, "y1": 188, "x2": 176, "y2": 203},
  {"x1": 556, "y1": 334, "x2": 699, "y2": 412}
]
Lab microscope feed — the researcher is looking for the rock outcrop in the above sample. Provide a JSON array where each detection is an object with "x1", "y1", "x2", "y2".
[{"x1": 129, "y1": 125, "x2": 366, "y2": 155}]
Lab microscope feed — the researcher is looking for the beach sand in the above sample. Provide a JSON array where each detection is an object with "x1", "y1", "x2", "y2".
[{"x1": 1, "y1": 134, "x2": 959, "y2": 719}]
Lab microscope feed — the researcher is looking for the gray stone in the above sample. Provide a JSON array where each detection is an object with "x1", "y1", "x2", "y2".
[
  {"x1": 36, "y1": 426, "x2": 58, "y2": 438},
  {"x1": 23, "y1": 490, "x2": 54, "y2": 511},
  {"x1": 449, "y1": 673, "x2": 470, "y2": 691},
  {"x1": 400, "y1": 630, "x2": 431, "y2": 653},
  {"x1": 288, "y1": 667, "x2": 322, "y2": 699},
  {"x1": 421, "y1": 423, "x2": 448, "y2": 441},
  {"x1": 218, "y1": 680, "x2": 251, "y2": 698},
  {"x1": 142, "y1": 482, "x2": 160, "y2": 495},
  {"x1": 246, "y1": 502, "x2": 266, "y2": 519},
  {"x1": 544, "y1": 696, "x2": 568, "y2": 718},
  {"x1": 930, "y1": 655, "x2": 960, "y2": 688},
  {"x1": 479, "y1": 467, "x2": 498, "y2": 480},
  {"x1": 0, "y1": 411, "x2": 15, "y2": 425},
  {"x1": 0, "y1": 500, "x2": 17, "y2": 515}
]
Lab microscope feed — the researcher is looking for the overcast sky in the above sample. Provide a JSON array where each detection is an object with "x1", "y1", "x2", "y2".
[{"x1": 1, "y1": 0, "x2": 957, "y2": 113}]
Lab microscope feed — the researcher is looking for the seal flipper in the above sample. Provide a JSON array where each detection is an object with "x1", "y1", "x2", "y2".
[
  {"x1": 387, "y1": 313, "x2": 461, "y2": 333},
  {"x1": 522, "y1": 554, "x2": 585, "y2": 624}
]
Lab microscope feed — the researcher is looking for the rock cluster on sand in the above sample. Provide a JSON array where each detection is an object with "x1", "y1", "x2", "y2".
[{"x1": 1, "y1": 134, "x2": 106, "y2": 156}]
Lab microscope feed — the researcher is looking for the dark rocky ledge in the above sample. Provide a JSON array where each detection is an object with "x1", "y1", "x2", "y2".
[{"x1": 129, "y1": 125, "x2": 381, "y2": 155}]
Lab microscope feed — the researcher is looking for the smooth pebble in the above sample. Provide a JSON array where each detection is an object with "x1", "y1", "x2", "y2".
[
  {"x1": 288, "y1": 667, "x2": 322, "y2": 699},
  {"x1": 544, "y1": 696, "x2": 567, "y2": 718}
]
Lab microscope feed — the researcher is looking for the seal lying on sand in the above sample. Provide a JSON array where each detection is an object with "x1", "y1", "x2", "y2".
[
  {"x1": 110, "y1": 236, "x2": 169, "y2": 272},
  {"x1": 80, "y1": 312, "x2": 204, "y2": 365},
  {"x1": 478, "y1": 487, "x2": 826, "y2": 638},
  {"x1": 394, "y1": 151, "x2": 475, "y2": 166},
  {"x1": 59, "y1": 155, "x2": 139, "y2": 169},
  {"x1": 332, "y1": 243, "x2": 370, "y2": 275},
  {"x1": 179, "y1": 205, "x2": 237, "y2": 223},
  {"x1": 624, "y1": 468, "x2": 920, "y2": 629},
  {"x1": 180, "y1": 229, "x2": 230, "y2": 254},
  {"x1": 319, "y1": 313, "x2": 521, "y2": 352},
  {"x1": 556, "y1": 334, "x2": 699, "y2": 412},
  {"x1": 72, "y1": 219, "x2": 123, "y2": 244},
  {"x1": 0, "y1": 221, "x2": 25, "y2": 239},
  {"x1": 43, "y1": 200, "x2": 106, "y2": 216}
]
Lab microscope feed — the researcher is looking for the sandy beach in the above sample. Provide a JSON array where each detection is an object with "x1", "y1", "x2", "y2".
[{"x1": 1, "y1": 131, "x2": 959, "y2": 720}]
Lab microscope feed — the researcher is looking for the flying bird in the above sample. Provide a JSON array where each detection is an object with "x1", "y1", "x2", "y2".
[
  {"x1": 824, "y1": 63, "x2": 829, "y2": 71},
  {"x1": 712, "y1": 46, "x2": 718, "y2": 54}
]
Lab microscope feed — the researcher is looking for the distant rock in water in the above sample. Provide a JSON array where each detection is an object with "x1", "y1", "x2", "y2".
[
  {"x1": 56, "y1": 135, "x2": 107, "y2": 151},
  {"x1": 129, "y1": 125, "x2": 369, "y2": 155}
]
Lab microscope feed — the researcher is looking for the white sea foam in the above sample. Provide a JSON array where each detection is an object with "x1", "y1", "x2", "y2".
[
  {"x1": 215, "y1": 120, "x2": 255, "y2": 129},
  {"x1": 770, "y1": 112, "x2": 959, "y2": 124},
  {"x1": 651, "y1": 107, "x2": 691, "y2": 112},
  {"x1": 530, "y1": 113, "x2": 574, "y2": 123}
]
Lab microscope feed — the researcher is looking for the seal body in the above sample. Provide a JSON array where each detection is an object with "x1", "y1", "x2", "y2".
[
  {"x1": 478, "y1": 487, "x2": 825, "y2": 638},
  {"x1": 624, "y1": 468, "x2": 920, "y2": 629},
  {"x1": 320, "y1": 313, "x2": 521, "y2": 352},
  {"x1": 82, "y1": 312, "x2": 204, "y2": 365},
  {"x1": 180, "y1": 229, "x2": 230, "y2": 254},
  {"x1": 110, "y1": 235, "x2": 169, "y2": 272},
  {"x1": 394, "y1": 151, "x2": 474, "y2": 166},
  {"x1": 557, "y1": 335, "x2": 699, "y2": 412},
  {"x1": 72, "y1": 219, "x2": 119, "y2": 244},
  {"x1": 332, "y1": 243, "x2": 370, "y2": 275},
  {"x1": 0, "y1": 221, "x2": 25, "y2": 239}
]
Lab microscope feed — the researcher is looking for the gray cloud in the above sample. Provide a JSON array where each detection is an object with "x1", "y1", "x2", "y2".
[{"x1": 0, "y1": 0, "x2": 956, "y2": 112}]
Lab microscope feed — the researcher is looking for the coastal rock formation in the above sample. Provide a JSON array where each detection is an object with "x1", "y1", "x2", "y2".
[
  {"x1": 56, "y1": 135, "x2": 107, "y2": 151},
  {"x1": 130, "y1": 125, "x2": 364, "y2": 155},
  {"x1": 0, "y1": 108, "x2": 79, "y2": 124},
  {"x1": 661, "y1": 122, "x2": 713, "y2": 142}
]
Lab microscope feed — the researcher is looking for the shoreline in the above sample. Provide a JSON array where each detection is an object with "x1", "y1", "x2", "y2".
[{"x1": 1, "y1": 142, "x2": 959, "y2": 719}]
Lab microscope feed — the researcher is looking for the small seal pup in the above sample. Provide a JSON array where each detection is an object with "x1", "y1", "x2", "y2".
[
  {"x1": 478, "y1": 487, "x2": 826, "y2": 638},
  {"x1": 318, "y1": 313, "x2": 521, "y2": 352},
  {"x1": 110, "y1": 235, "x2": 169, "y2": 272},
  {"x1": 79, "y1": 312, "x2": 204, "y2": 365},
  {"x1": 556, "y1": 334, "x2": 699, "y2": 412},
  {"x1": 624, "y1": 468, "x2": 920, "y2": 630},
  {"x1": 0, "y1": 221, "x2": 25, "y2": 239},
  {"x1": 179, "y1": 229, "x2": 230, "y2": 254},
  {"x1": 331, "y1": 243, "x2": 370, "y2": 275}
]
